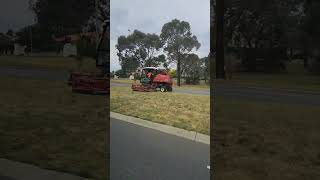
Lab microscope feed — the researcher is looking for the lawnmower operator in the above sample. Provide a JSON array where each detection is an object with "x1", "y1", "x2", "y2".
[{"x1": 146, "y1": 71, "x2": 152, "y2": 79}]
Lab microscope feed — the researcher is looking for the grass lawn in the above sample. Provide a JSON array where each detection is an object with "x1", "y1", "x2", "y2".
[
  {"x1": 0, "y1": 76, "x2": 108, "y2": 180},
  {"x1": 0, "y1": 56, "x2": 97, "y2": 72},
  {"x1": 110, "y1": 86, "x2": 210, "y2": 135},
  {"x1": 111, "y1": 78, "x2": 133, "y2": 84},
  {"x1": 212, "y1": 97, "x2": 320, "y2": 180}
]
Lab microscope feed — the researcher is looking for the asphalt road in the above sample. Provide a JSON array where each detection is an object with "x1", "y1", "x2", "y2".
[
  {"x1": 214, "y1": 84, "x2": 320, "y2": 105},
  {"x1": 1, "y1": 66, "x2": 320, "y2": 105},
  {"x1": 0, "y1": 66, "x2": 68, "y2": 81},
  {"x1": 110, "y1": 118, "x2": 210, "y2": 180},
  {"x1": 0, "y1": 175, "x2": 16, "y2": 180}
]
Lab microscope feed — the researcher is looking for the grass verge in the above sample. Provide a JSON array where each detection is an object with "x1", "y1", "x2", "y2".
[
  {"x1": 110, "y1": 86, "x2": 210, "y2": 135},
  {"x1": 212, "y1": 97, "x2": 320, "y2": 180},
  {"x1": 0, "y1": 76, "x2": 108, "y2": 180}
]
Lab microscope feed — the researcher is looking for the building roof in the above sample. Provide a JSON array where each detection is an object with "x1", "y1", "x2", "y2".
[
  {"x1": 53, "y1": 31, "x2": 110, "y2": 44},
  {"x1": 53, "y1": 32, "x2": 97, "y2": 43}
]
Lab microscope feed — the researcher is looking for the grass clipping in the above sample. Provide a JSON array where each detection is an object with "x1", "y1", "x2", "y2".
[{"x1": 111, "y1": 86, "x2": 210, "y2": 135}]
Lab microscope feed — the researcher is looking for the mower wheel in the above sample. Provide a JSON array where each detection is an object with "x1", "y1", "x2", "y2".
[{"x1": 160, "y1": 86, "x2": 166, "y2": 92}]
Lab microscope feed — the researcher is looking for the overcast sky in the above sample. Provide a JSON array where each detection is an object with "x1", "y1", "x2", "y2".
[
  {"x1": 0, "y1": 0, "x2": 35, "y2": 33},
  {"x1": 111, "y1": 0, "x2": 210, "y2": 71}
]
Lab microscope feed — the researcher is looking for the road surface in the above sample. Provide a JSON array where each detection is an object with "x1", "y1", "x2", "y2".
[
  {"x1": 110, "y1": 118, "x2": 210, "y2": 180},
  {"x1": 0, "y1": 175, "x2": 15, "y2": 180},
  {"x1": 0, "y1": 66, "x2": 68, "y2": 81},
  {"x1": 214, "y1": 84, "x2": 320, "y2": 105}
]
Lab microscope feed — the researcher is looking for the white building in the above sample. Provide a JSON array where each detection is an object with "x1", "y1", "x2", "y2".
[
  {"x1": 63, "y1": 43, "x2": 77, "y2": 57},
  {"x1": 13, "y1": 43, "x2": 26, "y2": 56}
]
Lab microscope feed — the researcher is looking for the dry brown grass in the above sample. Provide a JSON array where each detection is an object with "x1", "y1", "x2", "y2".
[
  {"x1": 212, "y1": 97, "x2": 320, "y2": 180},
  {"x1": 0, "y1": 76, "x2": 108, "y2": 180},
  {"x1": 110, "y1": 86, "x2": 210, "y2": 134}
]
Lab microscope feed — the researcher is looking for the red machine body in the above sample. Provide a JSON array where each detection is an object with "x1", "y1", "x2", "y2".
[
  {"x1": 153, "y1": 72, "x2": 173, "y2": 85},
  {"x1": 131, "y1": 67, "x2": 173, "y2": 92}
]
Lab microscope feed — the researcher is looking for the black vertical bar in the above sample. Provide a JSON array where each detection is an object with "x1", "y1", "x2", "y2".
[{"x1": 215, "y1": 0, "x2": 225, "y2": 79}]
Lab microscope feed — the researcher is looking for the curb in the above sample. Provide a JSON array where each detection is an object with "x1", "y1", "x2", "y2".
[
  {"x1": 0, "y1": 159, "x2": 91, "y2": 180},
  {"x1": 110, "y1": 112, "x2": 210, "y2": 145}
]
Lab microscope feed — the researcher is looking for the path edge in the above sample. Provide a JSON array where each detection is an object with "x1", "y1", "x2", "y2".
[{"x1": 110, "y1": 112, "x2": 210, "y2": 145}]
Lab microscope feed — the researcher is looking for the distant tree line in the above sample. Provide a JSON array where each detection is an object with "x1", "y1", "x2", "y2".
[
  {"x1": 116, "y1": 19, "x2": 210, "y2": 85},
  {"x1": 212, "y1": 0, "x2": 320, "y2": 76},
  {"x1": 2, "y1": 0, "x2": 107, "y2": 53}
]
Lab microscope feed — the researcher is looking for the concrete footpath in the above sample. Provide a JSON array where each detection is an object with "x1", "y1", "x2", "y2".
[{"x1": 0, "y1": 159, "x2": 91, "y2": 180}]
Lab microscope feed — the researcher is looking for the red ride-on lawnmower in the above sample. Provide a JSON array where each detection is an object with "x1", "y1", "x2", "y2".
[
  {"x1": 68, "y1": 17, "x2": 109, "y2": 94},
  {"x1": 132, "y1": 67, "x2": 173, "y2": 92}
]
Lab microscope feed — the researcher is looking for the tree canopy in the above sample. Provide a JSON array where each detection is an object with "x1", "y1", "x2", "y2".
[
  {"x1": 212, "y1": 0, "x2": 310, "y2": 76},
  {"x1": 115, "y1": 19, "x2": 206, "y2": 83},
  {"x1": 29, "y1": 0, "x2": 103, "y2": 36},
  {"x1": 116, "y1": 30, "x2": 165, "y2": 75},
  {"x1": 160, "y1": 19, "x2": 201, "y2": 86}
]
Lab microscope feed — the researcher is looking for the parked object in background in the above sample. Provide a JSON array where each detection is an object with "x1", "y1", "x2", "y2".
[
  {"x1": 129, "y1": 74, "x2": 134, "y2": 80},
  {"x1": 13, "y1": 43, "x2": 26, "y2": 56},
  {"x1": 63, "y1": 43, "x2": 77, "y2": 57}
]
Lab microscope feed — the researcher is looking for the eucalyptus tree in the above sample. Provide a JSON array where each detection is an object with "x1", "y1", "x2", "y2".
[{"x1": 160, "y1": 19, "x2": 201, "y2": 86}]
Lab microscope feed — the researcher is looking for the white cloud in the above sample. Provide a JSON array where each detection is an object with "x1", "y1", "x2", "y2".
[{"x1": 111, "y1": 0, "x2": 210, "y2": 71}]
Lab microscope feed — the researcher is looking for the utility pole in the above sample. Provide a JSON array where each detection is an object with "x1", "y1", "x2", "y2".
[
  {"x1": 30, "y1": 26, "x2": 33, "y2": 56},
  {"x1": 95, "y1": 0, "x2": 101, "y2": 50}
]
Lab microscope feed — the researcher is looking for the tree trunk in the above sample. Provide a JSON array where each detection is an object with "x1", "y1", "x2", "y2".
[
  {"x1": 177, "y1": 55, "x2": 181, "y2": 86},
  {"x1": 215, "y1": 0, "x2": 226, "y2": 79}
]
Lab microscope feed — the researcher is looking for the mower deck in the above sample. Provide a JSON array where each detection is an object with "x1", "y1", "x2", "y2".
[
  {"x1": 69, "y1": 72, "x2": 109, "y2": 94},
  {"x1": 131, "y1": 84, "x2": 157, "y2": 92}
]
